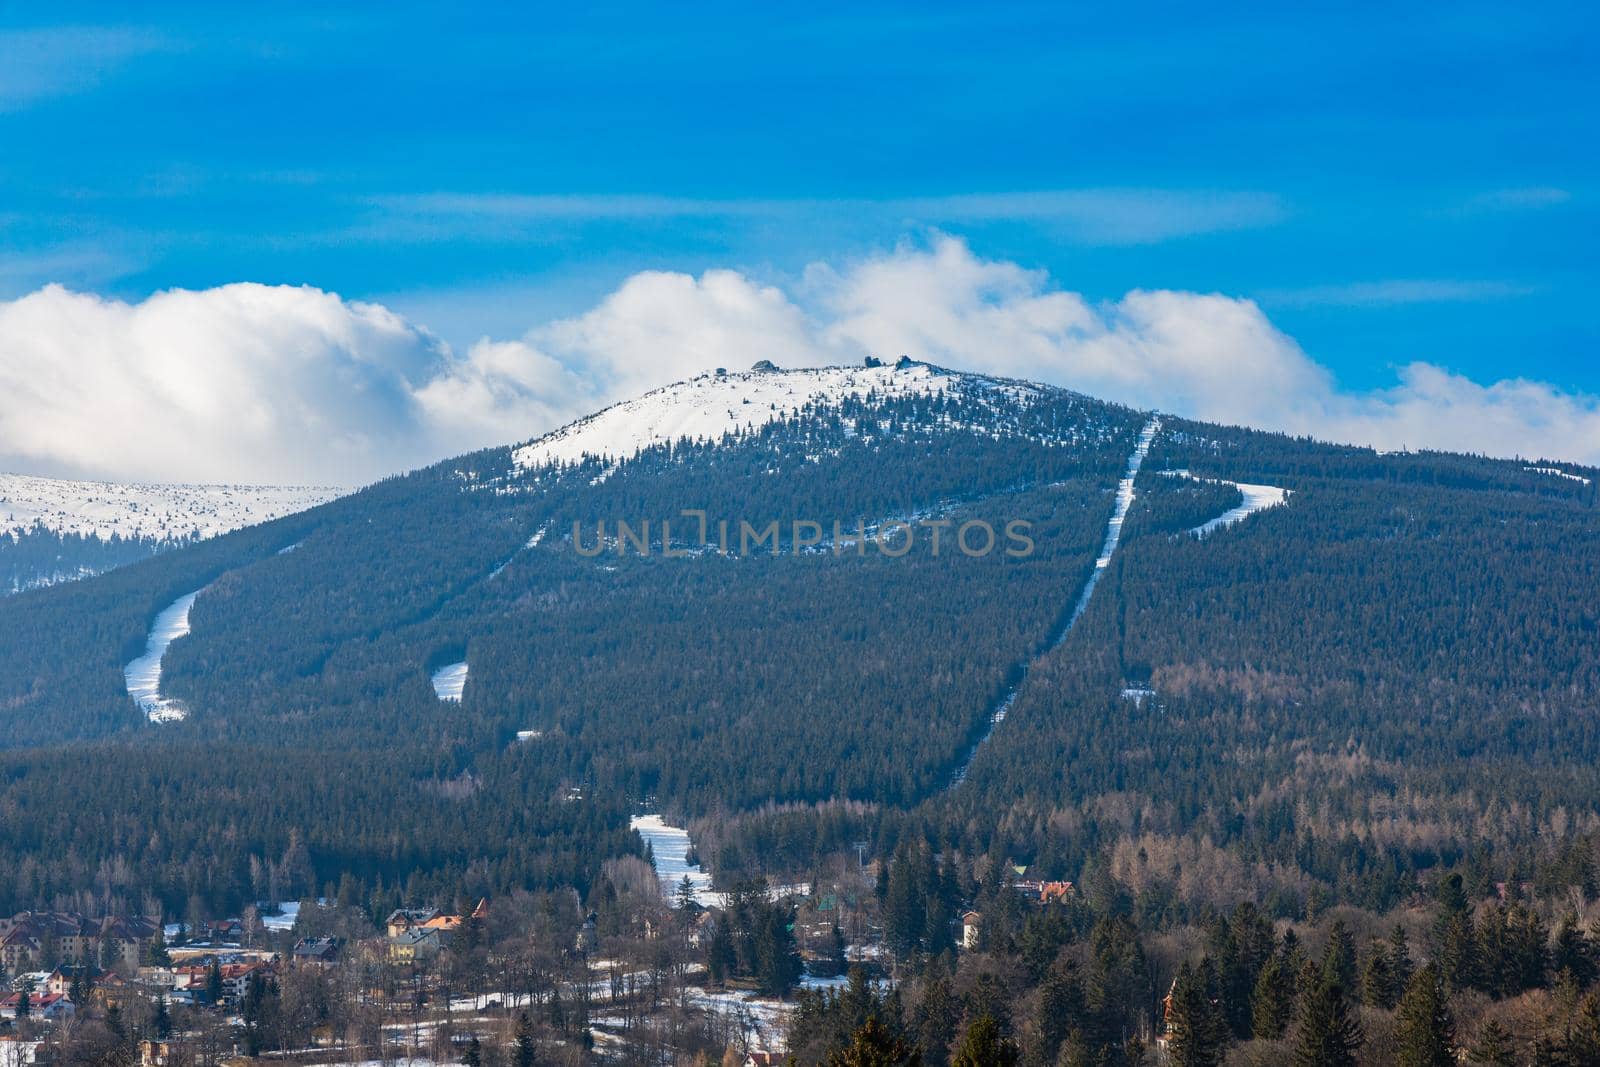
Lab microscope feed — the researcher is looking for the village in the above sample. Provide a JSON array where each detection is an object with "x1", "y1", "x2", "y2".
[{"x1": 0, "y1": 852, "x2": 1079, "y2": 1067}]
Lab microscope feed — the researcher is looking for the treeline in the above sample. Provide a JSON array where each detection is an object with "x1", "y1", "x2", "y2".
[
  {"x1": 789, "y1": 867, "x2": 1600, "y2": 1066},
  {"x1": 0, "y1": 525, "x2": 178, "y2": 596}
]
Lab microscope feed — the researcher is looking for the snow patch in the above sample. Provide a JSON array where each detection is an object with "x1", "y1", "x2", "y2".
[
  {"x1": 431, "y1": 661, "x2": 468, "y2": 702},
  {"x1": 124, "y1": 589, "x2": 203, "y2": 723}
]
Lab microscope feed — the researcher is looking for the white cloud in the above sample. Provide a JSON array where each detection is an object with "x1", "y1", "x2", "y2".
[
  {"x1": 807, "y1": 237, "x2": 1600, "y2": 462},
  {"x1": 0, "y1": 283, "x2": 449, "y2": 485},
  {"x1": 3, "y1": 237, "x2": 1598, "y2": 487}
]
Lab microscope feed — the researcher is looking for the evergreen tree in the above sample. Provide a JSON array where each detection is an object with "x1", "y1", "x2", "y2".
[
  {"x1": 1359, "y1": 942, "x2": 1394, "y2": 1009},
  {"x1": 828, "y1": 1016, "x2": 923, "y2": 1067},
  {"x1": 145, "y1": 925, "x2": 171, "y2": 967},
  {"x1": 1035, "y1": 958, "x2": 1085, "y2": 1065},
  {"x1": 1165, "y1": 961, "x2": 1228, "y2": 1067},
  {"x1": 1320, "y1": 920, "x2": 1357, "y2": 992},
  {"x1": 1467, "y1": 1020, "x2": 1516, "y2": 1066},
  {"x1": 707, "y1": 914, "x2": 736, "y2": 986},
  {"x1": 515, "y1": 1011, "x2": 537, "y2": 1067},
  {"x1": 676, "y1": 874, "x2": 697, "y2": 911},
  {"x1": 1394, "y1": 965, "x2": 1455, "y2": 1067},
  {"x1": 1292, "y1": 981, "x2": 1363, "y2": 1067},
  {"x1": 15, "y1": 981, "x2": 29, "y2": 1020},
  {"x1": 464, "y1": 1036, "x2": 483, "y2": 1067},
  {"x1": 205, "y1": 958, "x2": 223, "y2": 1004},
  {"x1": 1387, "y1": 925, "x2": 1415, "y2": 1001},
  {"x1": 151, "y1": 994, "x2": 171, "y2": 1038},
  {"x1": 1433, "y1": 874, "x2": 1475, "y2": 990},
  {"x1": 914, "y1": 971, "x2": 960, "y2": 1067},
  {"x1": 885, "y1": 843, "x2": 930, "y2": 958},
  {"x1": 1552, "y1": 915, "x2": 1596, "y2": 987},
  {"x1": 1251, "y1": 954, "x2": 1293, "y2": 1040},
  {"x1": 950, "y1": 1015, "x2": 1018, "y2": 1067},
  {"x1": 752, "y1": 902, "x2": 803, "y2": 995}
]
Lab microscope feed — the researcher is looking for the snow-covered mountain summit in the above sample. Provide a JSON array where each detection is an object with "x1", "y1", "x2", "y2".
[{"x1": 512, "y1": 360, "x2": 1052, "y2": 471}]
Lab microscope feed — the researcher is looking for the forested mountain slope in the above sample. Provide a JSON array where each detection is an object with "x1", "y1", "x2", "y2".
[{"x1": 0, "y1": 360, "x2": 1595, "y2": 922}]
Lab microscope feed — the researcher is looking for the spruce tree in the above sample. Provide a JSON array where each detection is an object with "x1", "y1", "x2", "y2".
[
  {"x1": 707, "y1": 916, "x2": 736, "y2": 986},
  {"x1": 1036, "y1": 958, "x2": 1085, "y2": 1064},
  {"x1": 1387, "y1": 925, "x2": 1415, "y2": 1002},
  {"x1": 828, "y1": 1016, "x2": 923, "y2": 1067},
  {"x1": 1250, "y1": 954, "x2": 1292, "y2": 1039},
  {"x1": 1467, "y1": 1020, "x2": 1516, "y2": 1066},
  {"x1": 515, "y1": 1011, "x2": 537, "y2": 1067},
  {"x1": 914, "y1": 971, "x2": 959, "y2": 1067},
  {"x1": 950, "y1": 1015, "x2": 1018, "y2": 1067},
  {"x1": 205, "y1": 958, "x2": 224, "y2": 1004},
  {"x1": 1433, "y1": 874, "x2": 1475, "y2": 990},
  {"x1": 1320, "y1": 920, "x2": 1357, "y2": 992},
  {"x1": 1552, "y1": 915, "x2": 1596, "y2": 987},
  {"x1": 1394, "y1": 965, "x2": 1455, "y2": 1067},
  {"x1": 1292, "y1": 981, "x2": 1363, "y2": 1067},
  {"x1": 152, "y1": 994, "x2": 171, "y2": 1038},
  {"x1": 1359, "y1": 942, "x2": 1394, "y2": 1009},
  {"x1": 1166, "y1": 961, "x2": 1228, "y2": 1067}
]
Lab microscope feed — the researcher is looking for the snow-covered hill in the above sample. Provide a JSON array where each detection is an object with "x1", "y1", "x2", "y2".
[
  {"x1": 0, "y1": 472, "x2": 340, "y2": 541},
  {"x1": 513, "y1": 361, "x2": 1046, "y2": 471}
]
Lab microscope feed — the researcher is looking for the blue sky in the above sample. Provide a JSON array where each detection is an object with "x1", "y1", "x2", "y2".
[{"x1": 0, "y1": 3, "x2": 1595, "y2": 482}]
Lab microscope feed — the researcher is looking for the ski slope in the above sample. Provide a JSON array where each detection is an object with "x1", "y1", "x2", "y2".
[
  {"x1": 631, "y1": 814, "x2": 720, "y2": 907},
  {"x1": 950, "y1": 416, "x2": 1161, "y2": 786},
  {"x1": 431, "y1": 661, "x2": 469, "y2": 702},
  {"x1": 124, "y1": 589, "x2": 203, "y2": 722},
  {"x1": 1164, "y1": 470, "x2": 1289, "y2": 535}
]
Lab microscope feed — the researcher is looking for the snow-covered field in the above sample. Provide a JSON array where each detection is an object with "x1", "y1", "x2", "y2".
[
  {"x1": 1163, "y1": 469, "x2": 1288, "y2": 536},
  {"x1": 431, "y1": 661, "x2": 469, "y2": 702},
  {"x1": 124, "y1": 589, "x2": 203, "y2": 722},
  {"x1": 0, "y1": 472, "x2": 339, "y2": 541},
  {"x1": 515, "y1": 363, "x2": 979, "y2": 470}
]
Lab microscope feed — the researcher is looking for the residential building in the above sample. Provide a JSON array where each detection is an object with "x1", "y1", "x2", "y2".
[{"x1": 960, "y1": 911, "x2": 981, "y2": 950}]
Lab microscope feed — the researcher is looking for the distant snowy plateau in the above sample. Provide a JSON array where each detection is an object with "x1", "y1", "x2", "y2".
[{"x1": 0, "y1": 472, "x2": 340, "y2": 541}]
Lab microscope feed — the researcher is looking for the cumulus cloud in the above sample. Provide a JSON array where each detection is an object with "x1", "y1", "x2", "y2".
[
  {"x1": 2, "y1": 237, "x2": 1597, "y2": 486},
  {"x1": 0, "y1": 283, "x2": 450, "y2": 485}
]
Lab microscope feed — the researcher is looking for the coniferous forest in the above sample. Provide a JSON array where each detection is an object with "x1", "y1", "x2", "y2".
[{"x1": 3, "y1": 367, "x2": 1600, "y2": 1062}]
